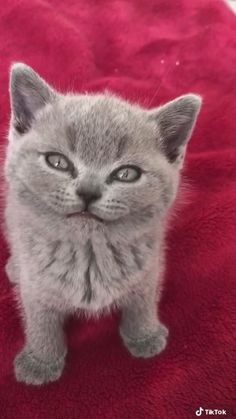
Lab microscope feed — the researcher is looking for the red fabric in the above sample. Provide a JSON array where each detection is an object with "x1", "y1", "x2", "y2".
[{"x1": 0, "y1": 1, "x2": 236, "y2": 418}]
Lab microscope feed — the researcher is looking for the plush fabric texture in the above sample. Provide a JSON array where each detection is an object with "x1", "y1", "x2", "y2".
[{"x1": 0, "y1": 0, "x2": 235, "y2": 418}]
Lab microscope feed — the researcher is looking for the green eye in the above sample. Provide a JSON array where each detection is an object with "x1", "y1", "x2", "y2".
[
  {"x1": 45, "y1": 153, "x2": 70, "y2": 171},
  {"x1": 110, "y1": 165, "x2": 142, "y2": 183}
]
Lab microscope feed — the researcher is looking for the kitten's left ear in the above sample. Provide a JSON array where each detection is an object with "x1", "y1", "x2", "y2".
[
  {"x1": 9, "y1": 63, "x2": 57, "y2": 135},
  {"x1": 149, "y1": 94, "x2": 202, "y2": 164}
]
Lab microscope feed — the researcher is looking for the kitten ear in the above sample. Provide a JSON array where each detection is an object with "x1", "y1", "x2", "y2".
[
  {"x1": 149, "y1": 94, "x2": 202, "y2": 164},
  {"x1": 9, "y1": 63, "x2": 56, "y2": 134}
]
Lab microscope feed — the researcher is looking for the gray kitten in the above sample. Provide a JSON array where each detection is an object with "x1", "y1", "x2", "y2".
[{"x1": 4, "y1": 63, "x2": 201, "y2": 385}]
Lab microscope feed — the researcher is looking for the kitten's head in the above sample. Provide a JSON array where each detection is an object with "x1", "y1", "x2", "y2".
[{"x1": 6, "y1": 63, "x2": 201, "y2": 227}]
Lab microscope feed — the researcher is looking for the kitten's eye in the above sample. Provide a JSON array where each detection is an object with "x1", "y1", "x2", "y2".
[
  {"x1": 110, "y1": 165, "x2": 141, "y2": 183},
  {"x1": 45, "y1": 153, "x2": 70, "y2": 171}
]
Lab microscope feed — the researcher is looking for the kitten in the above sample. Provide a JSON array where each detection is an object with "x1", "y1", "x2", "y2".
[{"x1": 4, "y1": 63, "x2": 201, "y2": 385}]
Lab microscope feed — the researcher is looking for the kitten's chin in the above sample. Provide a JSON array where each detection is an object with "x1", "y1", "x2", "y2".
[
  {"x1": 67, "y1": 211, "x2": 104, "y2": 223},
  {"x1": 90, "y1": 207, "x2": 129, "y2": 222},
  {"x1": 65, "y1": 205, "x2": 129, "y2": 224}
]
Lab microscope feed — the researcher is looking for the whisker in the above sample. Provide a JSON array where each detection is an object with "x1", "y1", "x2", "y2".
[{"x1": 146, "y1": 61, "x2": 175, "y2": 108}]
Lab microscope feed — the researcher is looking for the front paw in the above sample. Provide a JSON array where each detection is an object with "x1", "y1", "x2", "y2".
[
  {"x1": 120, "y1": 323, "x2": 169, "y2": 358},
  {"x1": 14, "y1": 347, "x2": 65, "y2": 385}
]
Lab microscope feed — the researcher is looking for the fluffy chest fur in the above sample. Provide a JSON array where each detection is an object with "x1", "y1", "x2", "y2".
[{"x1": 21, "y1": 223, "x2": 154, "y2": 312}]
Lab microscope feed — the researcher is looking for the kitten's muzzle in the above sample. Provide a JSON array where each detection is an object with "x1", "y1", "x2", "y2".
[
  {"x1": 67, "y1": 210, "x2": 103, "y2": 222},
  {"x1": 67, "y1": 188, "x2": 103, "y2": 221}
]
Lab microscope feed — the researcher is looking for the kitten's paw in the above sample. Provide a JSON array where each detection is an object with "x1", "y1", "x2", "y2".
[
  {"x1": 14, "y1": 347, "x2": 65, "y2": 385},
  {"x1": 5, "y1": 258, "x2": 18, "y2": 284},
  {"x1": 120, "y1": 323, "x2": 168, "y2": 358}
]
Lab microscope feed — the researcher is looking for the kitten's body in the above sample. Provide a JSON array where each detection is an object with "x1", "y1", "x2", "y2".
[{"x1": 4, "y1": 64, "x2": 201, "y2": 385}]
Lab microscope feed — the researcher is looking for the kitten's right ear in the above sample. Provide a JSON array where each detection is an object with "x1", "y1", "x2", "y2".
[{"x1": 9, "y1": 63, "x2": 56, "y2": 135}]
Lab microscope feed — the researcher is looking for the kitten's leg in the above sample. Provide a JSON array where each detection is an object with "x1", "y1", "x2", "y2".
[
  {"x1": 120, "y1": 276, "x2": 168, "y2": 358},
  {"x1": 5, "y1": 257, "x2": 19, "y2": 284},
  {"x1": 14, "y1": 298, "x2": 66, "y2": 385}
]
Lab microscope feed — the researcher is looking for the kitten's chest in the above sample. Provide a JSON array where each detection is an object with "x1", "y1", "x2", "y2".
[{"x1": 30, "y1": 232, "x2": 152, "y2": 311}]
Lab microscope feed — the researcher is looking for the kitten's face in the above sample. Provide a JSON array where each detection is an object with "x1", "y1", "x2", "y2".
[{"x1": 6, "y1": 64, "x2": 201, "y2": 226}]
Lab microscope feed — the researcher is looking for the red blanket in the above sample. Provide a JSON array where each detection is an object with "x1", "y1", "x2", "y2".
[{"x1": 0, "y1": 1, "x2": 235, "y2": 418}]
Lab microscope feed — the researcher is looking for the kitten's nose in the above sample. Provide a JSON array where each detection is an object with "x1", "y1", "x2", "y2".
[{"x1": 76, "y1": 188, "x2": 101, "y2": 206}]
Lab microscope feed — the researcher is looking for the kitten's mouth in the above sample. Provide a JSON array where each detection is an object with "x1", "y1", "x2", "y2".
[{"x1": 67, "y1": 210, "x2": 104, "y2": 223}]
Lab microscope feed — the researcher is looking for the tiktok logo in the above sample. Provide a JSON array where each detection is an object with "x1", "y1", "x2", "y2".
[
  {"x1": 195, "y1": 407, "x2": 227, "y2": 416},
  {"x1": 196, "y1": 407, "x2": 204, "y2": 416}
]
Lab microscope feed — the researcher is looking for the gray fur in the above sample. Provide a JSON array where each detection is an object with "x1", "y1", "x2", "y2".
[
  {"x1": 130, "y1": 245, "x2": 143, "y2": 270},
  {"x1": 4, "y1": 63, "x2": 201, "y2": 385},
  {"x1": 81, "y1": 240, "x2": 94, "y2": 303},
  {"x1": 106, "y1": 241, "x2": 126, "y2": 275},
  {"x1": 5, "y1": 257, "x2": 18, "y2": 284},
  {"x1": 116, "y1": 135, "x2": 128, "y2": 158},
  {"x1": 82, "y1": 266, "x2": 93, "y2": 303}
]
